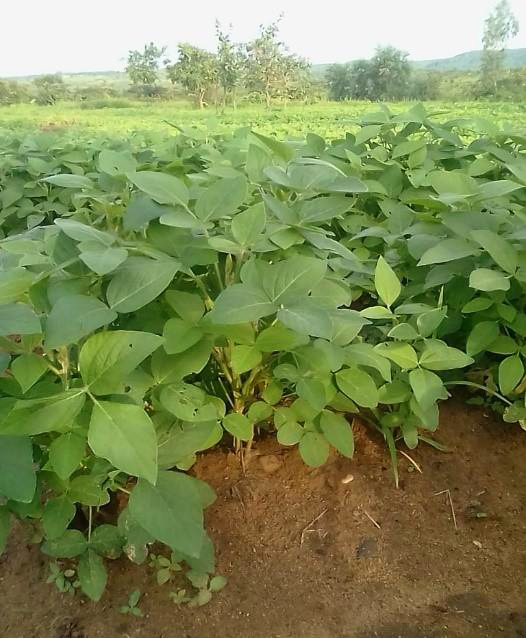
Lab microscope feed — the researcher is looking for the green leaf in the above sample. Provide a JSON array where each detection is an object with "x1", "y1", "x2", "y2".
[
  {"x1": 55, "y1": 219, "x2": 114, "y2": 245},
  {"x1": 209, "y1": 575, "x2": 227, "y2": 592},
  {"x1": 477, "y1": 180, "x2": 523, "y2": 200},
  {"x1": 231, "y1": 345, "x2": 262, "y2": 374},
  {"x1": 11, "y1": 353, "x2": 48, "y2": 393},
  {"x1": 409, "y1": 368, "x2": 447, "y2": 412},
  {"x1": 461, "y1": 297, "x2": 493, "y2": 313},
  {"x1": 45, "y1": 294, "x2": 117, "y2": 349},
  {"x1": 387, "y1": 323, "x2": 419, "y2": 340},
  {"x1": 469, "y1": 268, "x2": 510, "y2": 292},
  {"x1": 319, "y1": 411, "x2": 354, "y2": 458},
  {"x1": 296, "y1": 378, "x2": 327, "y2": 411},
  {"x1": 158, "y1": 421, "x2": 222, "y2": 468},
  {"x1": 247, "y1": 401, "x2": 273, "y2": 424},
  {"x1": 124, "y1": 194, "x2": 166, "y2": 231},
  {"x1": 359, "y1": 306, "x2": 394, "y2": 320},
  {"x1": 335, "y1": 367, "x2": 378, "y2": 408},
  {"x1": 163, "y1": 318, "x2": 203, "y2": 354},
  {"x1": 0, "y1": 390, "x2": 86, "y2": 436},
  {"x1": 0, "y1": 304, "x2": 40, "y2": 336},
  {"x1": 222, "y1": 413, "x2": 253, "y2": 441},
  {"x1": 196, "y1": 176, "x2": 247, "y2": 222},
  {"x1": 0, "y1": 268, "x2": 34, "y2": 304},
  {"x1": 299, "y1": 431, "x2": 329, "y2": 467},
  {"x1": 374, "y1": 343, "x2": 418, "y2": 370},
  {"x1": 418, "y1": 239, "x2": 478, "y2": 266},
  {"x1": 78, "y1": 549, "x2": 107, "y2": 602},
  {"x1": 42, "y1": 529, "x2": 87, "y2": 558},
  {"x1": 419, "y1": 339, "x2": 473, "y2": 370},
  {"x1": 0, "y1": 507, "x2": 11, "y2": 555},
  {"x1": 278, "y1": 302, "x2": 332, "y2": 339},
  {"x1": 80, "y1": 246, "x2": 128, "y2": 275},
  {"x1": 159, "y1": 383, "x2": 221, "y2": 422},
  {"x1": 88, "y1": 401, "x2": 158, "y2": 484},
  {"x1": 255, "y1": 324, "x2": 306, "y2": 352},
  {"x1": 276, "y1": 420, "x2": 304, "y2": 445},
  {"x1": 0, "y1": 436, "x2": 35, "y2": 502},
  {"x1": 378, "y1": 380, "x2": 412, "y2": 404},
  {"x1": 471, "y1": 230, "x2": 517, "y2": 274},
  {"x1": 79, "y1": 330, "x2": 163, "y2": 395},
  {"x1": 345, "y1": 343, "x2": 392, "y2": 382},
  {"x1": 98, "y1": 149, "x2": 137, "y2": 176},
  {"x1": 43, "y1": 174, "x2": 94, "y2": 189},
  {"x1": 89, "y1": 524, "x2": 124, "y2": 558},
  {"x1": 165, "y1": 290, "x2": 205, "y2": 324},
  {"x1": 128, "y1": 171, "x2": 189, "y2": 207},
  {"x1": 151, "y1": 338, "x2": 213, "y2": 385},
  {"x1": 210, "y1": 284, "x2": 275, "y2": 324},
  {"x1": 49, "y1": 432, "x2": 86, "y2": 480},
  {"x1": 487, "y1": 335, "x2": 519, "y2": 355},
  {"x1": 129, "y1": 471, "x2": 205, "y2": 558},
  {"x1": 107, "y1": 257, "x2": 179, "y2": 313},
  {"x1": 466, "y1": 321, "x2": 500, "y2": 356},
  {"x1": 232, "y1": 203, "x2": 266, "y2": 246},
  {"x1": 68, "y1": 475, "x2": 109, "y2": 507},
  {"x1": 42, "y1": 496, "x2": 76, "y2": 540},
  {"x1": 498, "y1": 355, "x2": 524, "y2": 395},
  {"x1": 416, "y1": 308, "x2": 446, "y2": 338},
  {"x1": 374, "y1": 256, "x2": 401, "y2": 308},
  {"x1": 264, "y1": 256, "x2": 327, "y2": 304},
  {"x1": 251, "y1": 131, "x2": 295, "y2": 162}
]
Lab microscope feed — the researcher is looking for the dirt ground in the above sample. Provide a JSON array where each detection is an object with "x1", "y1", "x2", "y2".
[{"x1": 1, "y1": 398, "x2": 526, "y2": 638}]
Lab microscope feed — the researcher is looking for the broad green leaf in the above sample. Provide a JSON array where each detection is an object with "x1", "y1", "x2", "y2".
[
  {"x1": 477, "y1": 180, "x2": 523, "y2": 200},
  {"x1": 158, "y1": 421, "x2": 223, "y2": 468},
  {"x1": 466, "y1": 321, "x2": 500, "y2": 356},
  {"x1": 222, "y1": 413, "x2": 253, "y2": 441},
  {"x1": 43, "y1": 174, "x2": 94, "y2": 189},
  {"x1": 418, "y1": 239, "x2": 478, "y2": 266},
  {"x1": 387, "y1": 323, "x2": 419, "y2": 340},
  {"x1": 335, "y1": 367, "x2": 378, "y2": 408},
  {"x1": 78, "y1": 549, "x2": 107, "y2": 602},
  {"x1": 255, "y1": 324, "x2": 306, "y2": 352},
  {"x1": 45, "y1": 294, "x2": 117, "y2": 349},
  {"x1": 498, "y1": 355, "x2": 524, "y2": 395},
  {"x1": 0, "y1": 304, "x2": 41, "y2": 336},
  {"x1": 151, "y1": 338, "x2": 213, "y2": 385},
  {"x1": 165, "y1": 290, "x2": 205, "y2": 324},
  {"x1": 378, "y1": 380, "x2": 412, "y2": 404},
  {"x1": 263, "y1": 256, "x2": 327, "y2": 304},
  {"x1": 163, "y1": 318, "x2": 203, "y2": 354},
  {"x1": 195, "y1": 176, "x2": 247, "y2": 222},
  {"x1": 0, "y1": 391, "x2": 85, "y2": 436},
  {"x1": 419, "y1": 339, "x2": 473, "y2": 370},
  {"x1": 296, "y1": 378, "x2": 327, "y2": 411},
  {"x1": 98, "y1": 149, "x2": 137, "y2": 176},
  {"x1": 319, "y1": 411, "x2": 354, "y2": 458},
  {"x1": 487, "y1": 335, "x2": 519, "y2": 355},
  {"x1": 416, "y1": 308, "x2": 446, "y2": 338},
  {"x1": 251, "y1": 131, "x2": 295, "y2": 162},
  {"x1": 374, "y1": 256, "x2": 401, "y2": 308},
  {"x1": 79, "y1": 330, "x2": 163, "y2": 395},
  {"x1": 79, "y1": 246, "x2": 128, "y2": 275},
  {"x1": 55, "y1": 219, "x2": 114, "y2": 246},
  {"x1": 11, "y1": 353, "x2": 48, "y2": 393},
  {"x1": 88, "y1": 401, "x2": 158, "y2": 483},
  {"x1": 129, "y1": 471, "x2": 205, "y2": 558},
  {"x1": 210, "y1": 284, "x2": 275, "y2": 324},
  {"x1": 469, "y1": 268, "x2": 510, "y2": 292},
  {"x1": 42, "y1": 529, "x2": 87, "y2": 558},
  {"x1": 231, "y1": 203, "x2": 265, "y2": 246},
  {"x1": 360, "y1": 306, "x2": 395, "y2": 320},
  {"x1": 471, "y1": 230, "x2": 517, "y2": 274},
  {"x1": 42, "y1": 496, "x2": 76, "y2": 540},
  {"x1": 160, "y1": 383, "x2": 221, "y2": 422},
  {"x1": 231, "y1": 345, "x2": 262, "y2": 374},
  {"x1": 299, "y1": 431, "x2": 329, "y2": 467},
  {"x1": 68, "y1": 475, "x2": 109, "y2": 507},
  {"x1": 462, "y1": 297, "x2": 493, "y2": 313},
  {"x1": 107, "y1": 257, "x2": 179, "y2": 313},
  {"x1": 409, "y1": 368, "x2": 447, "y2": 412},
  {"x1": 89, "y1": 524, "x2": 124, "y2": 558},
  {"x1": 278, "y1": 302, "x2": 332, "y2": 339},
  {"x1": 276, "y1": 420, "x2": 304, "y2": 445},
  {"x1": 0, "y1": 268, "x2": 34, "y2": 304},
  {"x1": 128, "y1": 171, "x2": 189, "y2": 207},
  {"x1": 345, "y1": 342, "x2": 392, "y2": 382},
  {"x1": 0, "y1": 436, "x2": 35, "y2": 502},
  {"x1": 124, "y1": 194, "x2": 166, "y2": 231},
  {"x1": 428, "y1": 171, "x2": 477, "y2": 195},
  {"x1": 49, "y1": 432, "x2": 86, "y2": 480},
  {"x1": 247, "y1": 401, "x2": 273, "y2": 424},
  {"x1": 374, "y1": 342, "x2": 418, "y2": 370}
]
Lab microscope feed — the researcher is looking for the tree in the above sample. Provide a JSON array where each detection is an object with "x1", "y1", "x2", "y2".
[
  {"x1": 481, "y1": 0, "x2": 519, "y2": 95},
  {"x1": 215, "y1": 22, "x2": 245, "y2": 108},
  {"x1": 126, "y1": 42, "x2": 166, "y2": 97},
  {"x1": 326, "y1": 63, "x2": 355, "y2": 101},
  {"x1": 368, "y1": 46, "x2": 411, "y2": 100},
  {"x1": 166, "y1": 44, "x2": 217, "y2": 108},
  {"x1": 244, "y1": 20, "x2": 312, "y2": 106},
  {"x1": 33, "y1": 74, "x2": 66, "y2": 105}
]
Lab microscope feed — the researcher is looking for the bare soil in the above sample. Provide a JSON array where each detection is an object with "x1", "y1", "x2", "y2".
[{"x1": 2, "y1": 398, "x2": 526, "y2": 638}]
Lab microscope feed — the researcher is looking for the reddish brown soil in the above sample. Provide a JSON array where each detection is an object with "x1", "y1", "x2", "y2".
[{"x1": 2, "y1": 398, "x2": 526, "y2": 638}]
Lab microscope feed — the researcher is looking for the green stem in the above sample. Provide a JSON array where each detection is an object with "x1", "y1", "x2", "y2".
[{"x1": 444, "y1": 380, "x2": 513, "y2": 406}]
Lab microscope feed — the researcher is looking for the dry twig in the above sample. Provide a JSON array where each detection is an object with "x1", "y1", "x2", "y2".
[
  {"x1": 300, "y1": 508, "x2": 328, "y2": 545},
  {"x1": 434, "y1": 488, "x2": 458, "y2": 530}
]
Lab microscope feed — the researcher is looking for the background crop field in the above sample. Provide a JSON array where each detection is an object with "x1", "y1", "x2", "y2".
[{"x1": 1, "y1": 100, "x2": 526, "y2": 138}]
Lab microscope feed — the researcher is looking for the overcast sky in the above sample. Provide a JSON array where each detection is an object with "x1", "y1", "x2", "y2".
[{"x1": 2, "y1": 0, "x2": 526, "y2": 77}]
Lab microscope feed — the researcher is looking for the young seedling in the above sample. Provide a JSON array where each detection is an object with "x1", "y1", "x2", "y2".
[
  {"x1": 47, "y1": 563, "x2": 80, "y2": 596},
  {"x1": 119, "y1": 589, "x2": 143, "y2": 617},
  {"x1": 149, "y1": 552, "x2": 182, "y2": 585}
]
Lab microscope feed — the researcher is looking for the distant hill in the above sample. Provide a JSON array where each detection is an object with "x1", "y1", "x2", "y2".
[{"x1": 312, "y1": 47, "x2": 526, "y2": 78}]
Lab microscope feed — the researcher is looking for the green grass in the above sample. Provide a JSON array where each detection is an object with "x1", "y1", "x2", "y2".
[{"x1": 1, "y1": 100, "x2": 526, "y2": 140}]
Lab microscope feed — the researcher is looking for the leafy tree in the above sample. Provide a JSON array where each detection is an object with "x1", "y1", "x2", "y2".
[
  {"x1": 326, "y1": 63, "x2": 354, "y2": 101},
  {"x1": 215, "y1": 22, "x2": 245, "y2": 108},
  {"x1": 0, "y1": 79, "x2": 28, "y2": 105},
  {"x1": 368, "y1": 46, "x2": 411, "y2": 100},
  {"x1": 166, "y1": 44, "x2": 218, "y2": 109},
  {"x1": 33, "y1": 74, "x2": 66, "y2": 105},
  {"x1": 126, "y1": 42, "x2": 166, "y2": 97},
  {"x1": 481, "y1": 0, "x2": 519, "y2": 95}
]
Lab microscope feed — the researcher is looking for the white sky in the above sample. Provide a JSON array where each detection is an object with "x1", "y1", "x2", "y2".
[{"x1": 2, "y1": 0, "x2": 526, "y2": 77}]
